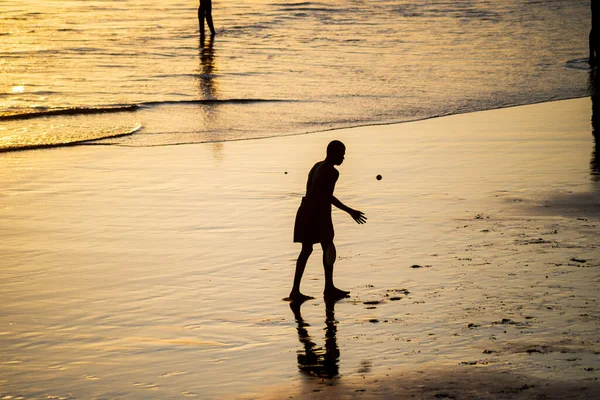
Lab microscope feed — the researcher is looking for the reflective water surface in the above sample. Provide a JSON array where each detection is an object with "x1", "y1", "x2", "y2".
[{"x1": 0, "y1": 0, "x2": 592, "y2": 150}]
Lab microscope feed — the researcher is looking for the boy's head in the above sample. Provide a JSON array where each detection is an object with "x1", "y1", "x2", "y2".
[{"x1": 327, "y1": 140, "x2": 346, "y2": 165}]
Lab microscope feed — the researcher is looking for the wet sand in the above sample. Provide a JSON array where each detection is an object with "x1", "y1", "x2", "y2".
[{"x1": 1, "y1": 98, "x2": 599, "y2": 399}]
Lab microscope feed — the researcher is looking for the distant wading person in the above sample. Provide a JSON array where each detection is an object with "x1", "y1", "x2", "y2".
[
  {"x1": 288, "y1": 140, "x2": 367, "y2": 302},
  {"x1": 198, "y1": 0, "x2": 216, "y2": 38}
]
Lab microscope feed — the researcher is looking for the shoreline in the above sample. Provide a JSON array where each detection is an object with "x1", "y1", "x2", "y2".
[{"x1": 0, "y1": 94, "x2": 592, "y2": 154}]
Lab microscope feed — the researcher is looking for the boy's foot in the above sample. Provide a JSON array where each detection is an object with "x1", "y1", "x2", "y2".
[
  {"x1": 324, "y1": 287, "x2": 350, "y2": 300},
  {"x1": 284, "y1": 291, "x2": 315, "y2": 303}
]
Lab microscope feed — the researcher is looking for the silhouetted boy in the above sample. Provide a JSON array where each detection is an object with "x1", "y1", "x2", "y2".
[
  {"x1": 288, "y1": 140, "x2": 366, "y2": 302},
  {"x1": 198, "y1": 0, "x2": 216, "y2": 39}
]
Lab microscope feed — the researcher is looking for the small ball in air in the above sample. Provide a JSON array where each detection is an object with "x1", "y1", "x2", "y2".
[{"x1": 376, "y1": 174, "x2": 382, "y2": 180}]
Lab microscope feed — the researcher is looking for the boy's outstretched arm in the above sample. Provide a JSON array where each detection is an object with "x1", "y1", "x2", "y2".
[{"x1": 332, "y1": 196, "x2": 367, "y2": 224}]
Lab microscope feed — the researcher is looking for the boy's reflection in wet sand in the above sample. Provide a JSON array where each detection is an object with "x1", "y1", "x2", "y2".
[{"x1": 289, "y1": 299, "x2": 340, "y2": 379}]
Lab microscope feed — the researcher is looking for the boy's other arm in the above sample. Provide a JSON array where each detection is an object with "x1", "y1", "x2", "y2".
[{"x1": 332, "y1": 196, "x2": 367, "y2": 224}]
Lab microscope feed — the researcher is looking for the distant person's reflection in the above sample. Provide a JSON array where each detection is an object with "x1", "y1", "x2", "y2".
[
  {"x1": 589, "y1": 69, "x2": 600, "y2": 181},
  {"x1": 198, "y1": 36, "x2": 223, "y2": 158},
  {"x1": 290, "y1": 299, "x2": 340, "y2": 379},
  {"x1": 199, "y1": 35, "x2": 217, "y2": 101}
]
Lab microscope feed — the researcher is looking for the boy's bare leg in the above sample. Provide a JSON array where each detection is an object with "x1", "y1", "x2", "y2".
[
  {"x1": 322, "y1": 242, "x2": 350, "y2": 299},
  {"x1": 288, "y1": 243, "x2": 315, "y2": 301}
]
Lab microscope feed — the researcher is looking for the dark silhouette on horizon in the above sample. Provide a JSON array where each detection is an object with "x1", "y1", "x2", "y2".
[
  {"x1": 198, "y1": 0, "x2": 216, "y2": 39},
  {"x1": 288, "y1": 140, "x2": 367, "y2": 302},
  {"x1": 590, "y1": 0, "x2": 600, "y2": 65},
  {"x1": 589, "y1": 69, "x2": 600, "y2": 181},
  {"x1": 290, "y1": 299, "x2": 340, "y2": 379}
]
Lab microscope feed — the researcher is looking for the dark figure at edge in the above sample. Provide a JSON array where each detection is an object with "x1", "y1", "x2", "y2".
[
  {"x1": 198, "y1": 0, "x2": 216, "y2": 39},
  {"x1": 589, "y1": 69, "x2": 600, "y2": 180},
  {"x1": 590, "y1": 0, "x2": 600, "y2": 65},
  {"x1": 288, "y1": 140, "x2": 367, "y2": 302}
]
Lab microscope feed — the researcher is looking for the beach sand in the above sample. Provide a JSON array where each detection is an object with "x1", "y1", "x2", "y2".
[{"x1": 1, "y1": 98, "x2": 599, "y2": 399}]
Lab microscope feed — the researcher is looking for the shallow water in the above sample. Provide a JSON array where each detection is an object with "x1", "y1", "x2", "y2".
[{"x1": 0, "y1": 0, "x2": 593, "y2": 151}]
